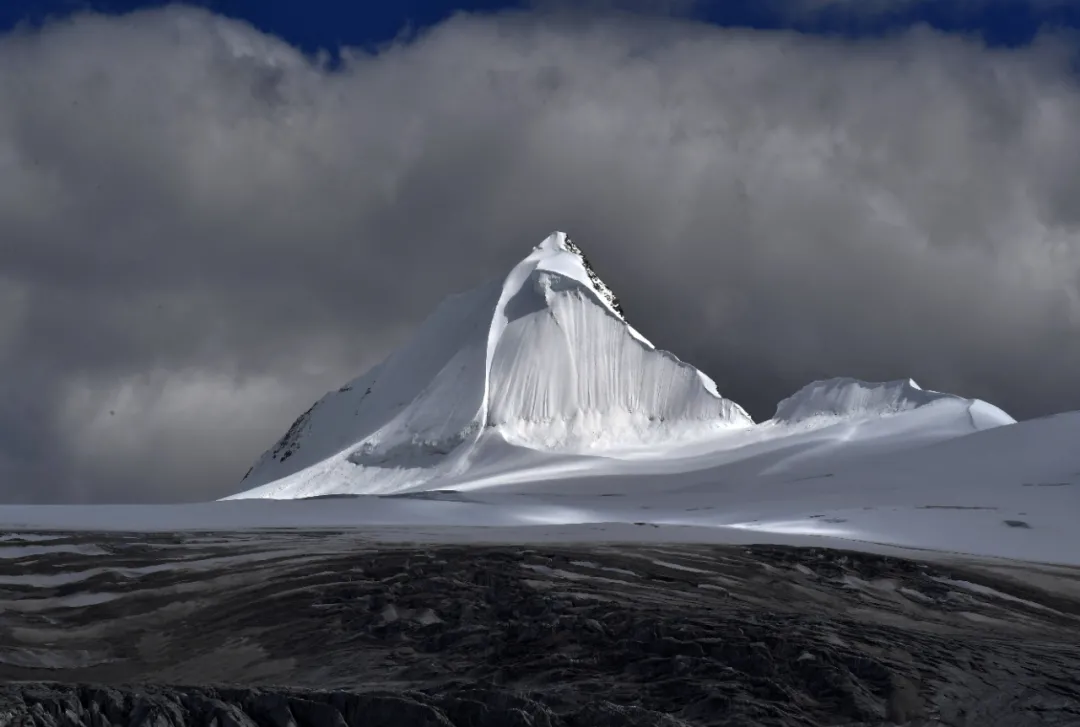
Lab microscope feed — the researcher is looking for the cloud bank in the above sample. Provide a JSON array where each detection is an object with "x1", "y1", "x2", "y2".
[{"x1": 1, "y1": 6, "x2": 1079, "y2": 502}]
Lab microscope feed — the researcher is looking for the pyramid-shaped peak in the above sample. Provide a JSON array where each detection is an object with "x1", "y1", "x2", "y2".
[
  {"x1": 230, "y1": 229, "x2": 752, "y2": 498},
  {"x1": 531, "y1": 231, "x2": 624, "y2": 318}
]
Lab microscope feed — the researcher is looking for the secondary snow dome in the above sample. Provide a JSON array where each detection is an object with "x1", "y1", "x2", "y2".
[
  {"x1": 233, "y1": 232, "x2": 753, "y2": 497},
  {"x1": 770, "y1": 377, "x2": 1015, "y2": 430}
]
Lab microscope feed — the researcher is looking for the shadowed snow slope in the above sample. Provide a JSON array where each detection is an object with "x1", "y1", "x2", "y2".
[{"x1": 232, "y1": 232, "x2": 751, "y2": 499}]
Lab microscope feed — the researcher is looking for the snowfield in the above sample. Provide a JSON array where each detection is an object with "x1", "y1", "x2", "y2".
[{"x1": 2, "y1": 232, "x2": 1077, "y2": 567}]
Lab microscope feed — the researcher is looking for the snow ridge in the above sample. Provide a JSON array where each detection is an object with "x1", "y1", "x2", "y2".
[{"x1": 561, "y1": 234, "x2": 624, "y2": 318}]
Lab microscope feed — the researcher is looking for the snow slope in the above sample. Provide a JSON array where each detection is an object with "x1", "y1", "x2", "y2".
[
  {"x1": 234, "y1": 232, "x2": 751, "y2": 498},
  {"x1": 2, "y1": 410, "x2": 1077, "y2": 565}
]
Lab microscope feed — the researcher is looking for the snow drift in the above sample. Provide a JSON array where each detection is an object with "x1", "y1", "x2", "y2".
[{"x1": 231, "y1": 232, "x2": 1015, "y2": 501}]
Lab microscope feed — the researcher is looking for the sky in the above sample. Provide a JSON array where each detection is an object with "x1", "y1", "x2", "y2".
[{"x1": 2, "y1": 0, "x2": 1080, "y2": 504}]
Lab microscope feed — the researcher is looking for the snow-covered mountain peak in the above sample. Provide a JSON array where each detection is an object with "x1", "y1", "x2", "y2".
[
  {"x1": 535, "y1": 230, "x2": 571, "y2": 253},
  {"x1": 231, "y1": 232, "x2": 1021, "y2": 502},
  {"x1": 233, "y1": 232, "x2": 750, "y2": 498},
  {"x1": 531, "y1": 231, "x2": 625, "y2": 318}
]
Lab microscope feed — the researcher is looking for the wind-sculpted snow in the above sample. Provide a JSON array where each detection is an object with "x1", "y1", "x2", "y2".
[
  {"x1": 234, "y1": 232, "x2": 750, "y2": 498},
  {"x1": 486, "y1": 234, "x2": 751, "y2": 450},
  {"x1": 770, "y1": 377, "x2": 1015, "y2": 429}
]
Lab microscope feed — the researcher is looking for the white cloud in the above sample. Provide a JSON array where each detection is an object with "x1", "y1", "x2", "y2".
[{"x1": 1, "y1": 7, "x2": 1079, "y2": 501}]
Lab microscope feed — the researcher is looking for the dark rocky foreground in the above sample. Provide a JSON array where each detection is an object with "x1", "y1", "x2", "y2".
[{"x1": 1, "y1": 532, "x2": 1080, "y2": 726}]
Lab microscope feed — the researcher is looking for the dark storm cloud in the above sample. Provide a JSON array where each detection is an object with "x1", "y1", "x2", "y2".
[{"x1": 1, "y1": 7, "x2": 1079, "y2": 503}]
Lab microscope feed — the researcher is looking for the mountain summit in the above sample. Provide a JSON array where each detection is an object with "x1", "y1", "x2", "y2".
[{"x1": 233, "y1": 232, "x2": 752, "y2": 498}]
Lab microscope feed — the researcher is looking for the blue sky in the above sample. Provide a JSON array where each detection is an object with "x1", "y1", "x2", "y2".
[{"x1": 4, "y1": 0, "x2": 1080, "y2": 55}]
